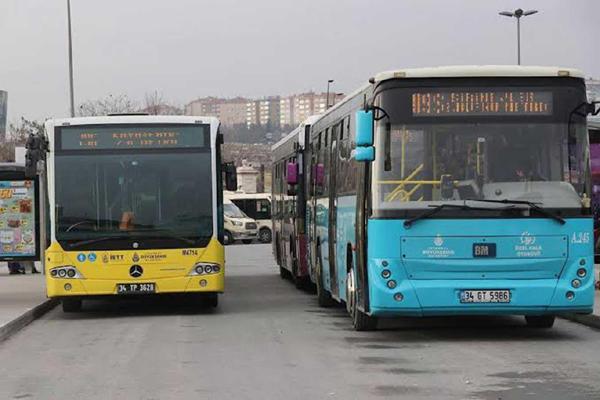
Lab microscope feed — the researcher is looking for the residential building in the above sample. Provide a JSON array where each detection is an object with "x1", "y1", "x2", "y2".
[
  {"x1": 280, "y1": 97, "x2": 293, "y2": 127},
  {"x1": 185, "y1": 97, "x2": 247, "y2": 127},
  {"x1": 247, "y1": 97, "x2": 280, "y2": 128},
  {"x1": 286, "y1": 92, "x2": 344, "y2": 126}
]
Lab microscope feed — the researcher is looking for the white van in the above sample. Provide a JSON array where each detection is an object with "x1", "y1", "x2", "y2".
[
  {"x1": 225, "y1": 192, "x2": 272, "y2": 243},
  {"x1": 223, "y1": 199, "x2": 259, "y2": 245}
]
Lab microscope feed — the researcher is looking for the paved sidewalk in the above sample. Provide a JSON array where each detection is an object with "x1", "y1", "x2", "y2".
[{"x1": 0, "y1": 266, "x2": 57, "y2": 342}]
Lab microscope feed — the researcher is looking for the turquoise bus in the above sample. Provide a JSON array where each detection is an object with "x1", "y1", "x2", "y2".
[{"x1": 290, "y1": 66, "x2": 598, "y2": 330}]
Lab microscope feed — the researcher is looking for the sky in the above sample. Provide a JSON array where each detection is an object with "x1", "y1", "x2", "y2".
[{"x1": 1, "y1": 0, "x2": 598, "y2": 124}]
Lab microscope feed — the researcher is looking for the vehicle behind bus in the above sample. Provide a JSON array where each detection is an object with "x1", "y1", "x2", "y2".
[
  {"x1": 223, "y1": 198, "x2": 259, "y2": 245},
  {"x1": 225, "y1": 192, "x2": 272, "y2": 243},
  {"x1": 589, "y1": 117, "x2": 600, "y2": 262},
  {"x1": 305, "y1": 66, "x2": 596, "y2": 330},
  {"x1": 272, "y1": 117, "x2": 318, "y2": 287},
  {"x1": 37, "y1": 116, "x2": 236, "y2": 312}
]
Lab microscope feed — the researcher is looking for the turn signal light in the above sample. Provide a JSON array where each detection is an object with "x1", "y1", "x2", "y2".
[
  {"x1": 577, "y1": 268, "x2": 587, "y2": 278},
  {"x1": 387, "y1": 280, "x2": 397, "y2": 289},
  {"x1": 572, "y1": 279, "x2": 581, "y2": 288},
  {"x1": 566, "y1": 291, "x2": 575, "y2": 300},
  {"x1": 382, "y1": 270, "x2": 391, "y2": 279}
]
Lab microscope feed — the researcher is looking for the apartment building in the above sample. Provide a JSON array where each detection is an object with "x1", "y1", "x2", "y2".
[{"x1": 185, "y1": 97, "x2": 247, "y2": 127}]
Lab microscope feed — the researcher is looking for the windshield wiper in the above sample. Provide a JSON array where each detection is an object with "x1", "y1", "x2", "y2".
[
  {"x1": 150, "y1": 229, "x2": 197, "y2": 246},
  {"x1": 69, "y1": 235, "x2": 130, "y2": 249},
  {"x1": 403, "y1": 203, "x2": 513, "y2": 229},
  {"x1": 467, "y1": 199, "x2": 566, "y2": 225}
]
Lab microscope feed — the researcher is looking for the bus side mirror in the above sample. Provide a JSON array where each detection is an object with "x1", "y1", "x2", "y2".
[
  {"x1": 286, "y1": 162, "x2": 298, "y2": 185},
  {"x1": 355, "y1": 147, "x2": 375, "y2": 162},
  {"x1": 224, "y1": 163, "x2": 237, "y2": 191},
  {"x1": 587, "y1": 101, "x2": 600, "y2": 116},
  {"x1": 355, "y1": 110, "x2": 375, "y2": 163},
  {"x1": 356, "y1": 110, "x2": 374, "y2": 146}
]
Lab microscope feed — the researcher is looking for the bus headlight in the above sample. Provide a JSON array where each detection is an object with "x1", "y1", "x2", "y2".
[
  {"x1": 189, "y1": 263, "x2": 221, "y2": 276},
  {"x1": 50, "y1": 266, "x2": 83, "y2": 279},
  {"x1": 577, "y1": 268, "x2": 587, "y2": 278},
  {"x1": 572, "y1": 279, "x2": 581, "y2": 288}
]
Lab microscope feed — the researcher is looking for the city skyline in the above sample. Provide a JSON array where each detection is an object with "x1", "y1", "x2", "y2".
[{"x1": 1, "y1": 0, "x2": 598, "y2": 124}]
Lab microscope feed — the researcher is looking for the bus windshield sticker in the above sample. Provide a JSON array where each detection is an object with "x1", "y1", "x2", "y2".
[
  {"x1": 59, "y1": 125, "x2": 206, "y2": 150},
  {"x1": 412, "y1": 91, "x2": 552, "y2": 117}
]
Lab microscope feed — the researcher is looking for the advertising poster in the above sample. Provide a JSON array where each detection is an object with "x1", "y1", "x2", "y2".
[{"x1": 0, "y1": 180, "x2": 36, "y2": 257}]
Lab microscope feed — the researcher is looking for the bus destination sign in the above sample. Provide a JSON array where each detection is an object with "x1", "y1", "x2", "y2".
[
  {"x1": 60, "y1": 125, "x2": 206, "y2": 150},
  {"x1": 412, "y1": 91, "x2": 552, "y2": 117}
]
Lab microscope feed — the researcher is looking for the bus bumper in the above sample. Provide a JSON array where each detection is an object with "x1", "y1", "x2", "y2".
[
  {"x1": 47, "y1": 273, "x2": 225, "y2": 298},
  {"x1": 368, "y1": 277, "x2": 594, "y2": 317}
]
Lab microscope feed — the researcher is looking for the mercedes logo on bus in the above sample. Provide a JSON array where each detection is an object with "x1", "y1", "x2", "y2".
[{"x1": 129, "y1": 265, "x2": 143, "y2": 278}]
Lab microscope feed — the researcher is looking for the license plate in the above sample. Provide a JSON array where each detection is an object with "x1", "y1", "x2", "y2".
[
  {"x1": 117, "y1": 283, "x2": 156, "y2": 294},
  {"x1": 473, "y1": 243, "x2": 496, "y2": 258},
  {"x1": 460, "y1": 290, "x2": 510, "y2": 303}
]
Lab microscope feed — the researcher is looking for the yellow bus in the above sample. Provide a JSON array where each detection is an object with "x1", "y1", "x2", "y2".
[{"x1": 37, "y1": 115, "x2": 236, "y2": 312}]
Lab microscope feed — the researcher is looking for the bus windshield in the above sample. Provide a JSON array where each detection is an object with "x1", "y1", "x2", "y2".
[
  {"x1": 372, "y1": 82, "x2": 590, "y2": 218},
  {"x1": 54, "y1": 151, "x2": 213, "y2": 249}
]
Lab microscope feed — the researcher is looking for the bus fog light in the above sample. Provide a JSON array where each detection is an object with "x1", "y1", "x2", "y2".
[
  {"x1": 64, "y1": 283, "x2": 72, "y2": 291},
  {"x1": 200, "y1": 279, "x2": 208, "y2": 287},
  {"x1": 577, "y1": 268, "x2": 587, "y2": 278},
  {"x1": 212, "y1": 265, "x2": 221, "y2": 273},
  {"x1": 566, "y1": 291, "x2": 575, "y2": 300},
  {"x1": 204, "y1": 265, "x2": 213, "y2": 274},
  {"x1": 394, "y1": 293, "x2": 403, "y2": 302},
  {"x1": 572, "y1": 279, "x2": 581, "y2": 288},
  {"x1": 50, "y1": 270, "x2": 58, "y2": 277},
  {"x1": 195, "y1": 265, "x2": 204, "y2": 275},
  {"x1": 580, "y1": 259, "x2": 586, "y2": 266},
  {"x1": 381, "y1": 270, "x2": 391, "y2": 279},
  {"x1": 67, "y1": 269, "x2": 76, "y2": 278},
  {"x1": 58, "y1": 269, "x2": 67, "y2": 278},
  {"x1": 387, "y1": 280, "x2": 397, "y2": 289}
]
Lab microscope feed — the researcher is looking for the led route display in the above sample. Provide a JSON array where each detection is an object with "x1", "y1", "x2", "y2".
[
  {"x1": 59, "y1": 125, "x2": 207, "y2": 150},
  {"x1": 412, "y1": 91, "x2": 553, "y2": 117}
]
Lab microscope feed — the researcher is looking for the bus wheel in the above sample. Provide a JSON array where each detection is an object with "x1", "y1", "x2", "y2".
[
  {"x1": 347, "y1": 268, "x2": 378, "y2": 331},
  {"x1": 207, "y1": 293, "x2": 218, "y2": 308},
  {"x1": 62, "y1": 298, "x2": 82, "y2": 313},
  {"x1": 224, "y1": 231, "x2": 234, "y2": 246},
  {"x1": 316, "y1": 252, "x2": 333, "y2": 307},
  {"x1": 242, "y1": 239, "x2": 253, "y2": 244},
  {"x1": 259, "y1": 228, "x2": 272, "y2": 243},
  {"x1": 525, "y1": 315, "x2": 555, "y2": 328}
]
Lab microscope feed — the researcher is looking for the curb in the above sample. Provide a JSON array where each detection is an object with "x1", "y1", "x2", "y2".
[
  {"x1": 560, "y1": 313, "x2": 600, "y2": 330},
  {"x1": 0, "y1": 298, "x2": 59, "y2": 343}
]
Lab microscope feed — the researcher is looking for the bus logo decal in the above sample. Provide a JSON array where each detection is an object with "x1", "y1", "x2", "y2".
[
  {"x1": 132, "y1": 253, "x2": 140, "y2": 262},
  {"x1": 434, "y1": 235, "x2": 444, "y2": 247},
  {"x1": 520, "y1": 231, "x2": 536, "y2": 246},
  {"x1": 129, "y1": 265, "x2": 143, "y2": 278}
]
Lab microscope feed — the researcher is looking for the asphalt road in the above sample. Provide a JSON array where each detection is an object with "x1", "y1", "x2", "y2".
[{"x1": 1, "y1": 243, "x2": 600, "y2": 399}]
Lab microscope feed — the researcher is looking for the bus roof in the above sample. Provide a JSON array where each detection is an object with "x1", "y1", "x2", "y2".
[
  {"x1": 45, "y1": 115, "x2": 219, "y2": 128},
  {"x1": 372, "y1": 65, "x2": 585, "y2": 84},
  {"x1": 271, "y1": 115, "x2": 320, "y2": 153}
]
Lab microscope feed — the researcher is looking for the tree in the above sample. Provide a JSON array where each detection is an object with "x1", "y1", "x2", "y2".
[
  {"x1": 142, "y1": 91, "x2": 183, "y2": 115},
  {"x1": 0, "y1": 117, "x2": 45, "y2": 162},
  {"x1": 77, "y1": 94, "x2": 137, "y2": 117}
]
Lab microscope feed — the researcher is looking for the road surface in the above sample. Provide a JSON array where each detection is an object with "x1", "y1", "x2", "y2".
[{"x1": 1, "y1": 244, "x2": 599, "y2": 399}]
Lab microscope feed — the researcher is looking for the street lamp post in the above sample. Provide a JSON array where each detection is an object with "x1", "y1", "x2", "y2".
[
  {"x1": 499, "y1": 8, "x2": 538, "y2": 65},
  {"x1": 326, "y1": 79, "x2": 334, "y2": 108},
  {"x1": 67, "y1": 0, "x2": 75, "y2": 117}
]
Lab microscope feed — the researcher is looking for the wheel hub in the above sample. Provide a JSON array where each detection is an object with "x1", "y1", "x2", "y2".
[{"x1": 346, "y1": 269, "x2": 356, "y2": 315}]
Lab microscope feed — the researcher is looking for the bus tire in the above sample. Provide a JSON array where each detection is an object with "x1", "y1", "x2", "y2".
[
  {"x1": 207, "y1": 293, "x2": 218, "y2": 308},
  {"x1": 347, "y1": 267, "x2": 378, "y2": 331},
  {"x1": 242, "y1": 239, "x2": 253, "y2": 244},
  {"x1": 61, "y1": 298, "x2": 82, "y2": 313},
  {"x1": 224, "y1": 231, "x2": 234, "y2": 246},
  {"x1": 259, "y1": 228, "x2": 272, "y2": 243},
  {"x1": 316, "y1": 251, "x2": 333, "y2": 307},
  {"x1": 525, "y1": 315, "x2": 555, "y2": 328}
]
